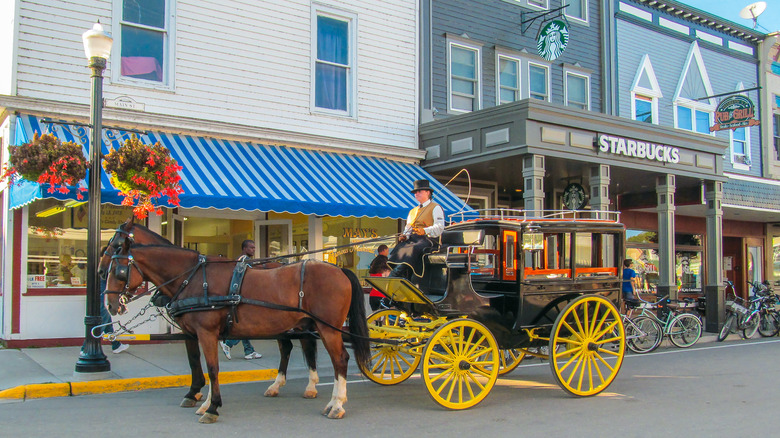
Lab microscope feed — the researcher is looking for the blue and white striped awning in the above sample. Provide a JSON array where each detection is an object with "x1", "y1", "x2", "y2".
[{"x1": 9, "y1": 114, "x2": 470, "y2": 219}]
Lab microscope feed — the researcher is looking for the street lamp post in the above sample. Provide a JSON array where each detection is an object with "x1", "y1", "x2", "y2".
[{"x1": 75, "y1": 22, "x2": 113, "y2": 373}]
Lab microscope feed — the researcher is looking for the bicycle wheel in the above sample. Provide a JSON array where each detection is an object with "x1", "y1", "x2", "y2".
[
  {"x1": 758, "y1": 311, "x2": 780, "y2": 337},
  {"x1": 625, "y1": 316, "x2": 663, "y2": 354},
  {"x1": 668, "y1": 313, "x2": 702, "y2": 348},
  {"x1": 742, "y1": 312, "x2": 760, "y2": 339},
  {"x1": 717, "y1": 313, "x2": 736, "y2": 342}
]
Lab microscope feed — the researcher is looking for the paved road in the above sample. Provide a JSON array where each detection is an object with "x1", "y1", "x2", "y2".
[{"x1": 2, "y1": 338, "x2": 778, "y2": 437}]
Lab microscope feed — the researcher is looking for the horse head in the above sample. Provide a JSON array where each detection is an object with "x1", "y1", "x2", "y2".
[
  {"x1": 99, "y1": 216, "x2": 173, "y2": 279},
  {"x1": 104, "y1": 246, "x2": 146, "y2": 315}
]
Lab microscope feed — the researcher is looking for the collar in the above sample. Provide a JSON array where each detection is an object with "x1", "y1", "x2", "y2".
[{"x1": 420, "y1": 200, "x2": 432, "y2": 208}]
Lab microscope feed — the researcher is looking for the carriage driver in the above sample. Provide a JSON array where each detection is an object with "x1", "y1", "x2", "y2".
[{"x1": 388, "y1": 179, "x2": 445, "y2": 280}]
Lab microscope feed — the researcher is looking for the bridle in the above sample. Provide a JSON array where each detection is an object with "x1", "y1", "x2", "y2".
[
  {"x1": 104, "y1": 252, "x2": 147, "y2": 307},
  {"x1": 100, "y1": 224, "x2": 135, "y2": 280}
]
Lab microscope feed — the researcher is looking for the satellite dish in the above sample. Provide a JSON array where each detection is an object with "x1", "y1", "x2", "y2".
[{"x1": 739, "y1": 1, "x2": 766, "y2": 28}]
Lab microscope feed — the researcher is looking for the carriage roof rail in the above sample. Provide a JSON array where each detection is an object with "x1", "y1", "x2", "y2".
[{"x1": 448, "y1": 209, "x2": 621, "y2": 224}]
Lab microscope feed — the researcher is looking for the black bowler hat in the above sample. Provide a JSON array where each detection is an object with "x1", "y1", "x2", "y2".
[{"x1": 411, "y1": 179, "x2": 435, "y2": 194}]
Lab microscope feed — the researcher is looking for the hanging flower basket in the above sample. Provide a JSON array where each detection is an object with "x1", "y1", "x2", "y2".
[
  {"x1": 103, "y1": 135, "x2": 183, "y2": 219},
  {"x1": 0, "y1": 133, "x2": 88, "y2": 199}
]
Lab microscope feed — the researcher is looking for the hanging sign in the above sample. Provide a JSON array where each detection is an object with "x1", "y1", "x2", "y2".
[
  {"x1": 537, "y1": 19, "x2": 569, "y2": 61},
  {"x1": 710, "y1": 95, "x2": 760, "y2": 132}
]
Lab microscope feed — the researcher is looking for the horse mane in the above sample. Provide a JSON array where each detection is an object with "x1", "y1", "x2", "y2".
[
  {"x1": 124, "y1": 222, "x2": 174, "y2": 245},
  {"x1": 131, "y1": 243, "x2": 199, "y2": 255}
]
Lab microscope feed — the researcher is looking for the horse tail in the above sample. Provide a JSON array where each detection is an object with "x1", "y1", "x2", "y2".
[{"x1": 341, "y1": 268, "x2": 372, "y2": 370}]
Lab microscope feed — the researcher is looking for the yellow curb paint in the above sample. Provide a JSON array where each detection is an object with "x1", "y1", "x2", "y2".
[
  {"x1": 1, "y1": 369, "x2": 278, "y2": 399},
  {"x1": 24, "y1": 383, "x2": 71, "y2": 399},
  {"x1": 0, "y1": 386, "x2": 26, "y2": 399}
]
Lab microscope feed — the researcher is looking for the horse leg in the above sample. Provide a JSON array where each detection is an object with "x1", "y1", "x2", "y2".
[
  {"x1": 181, "y1": 337, "x2": 206, "y2": 408},
  {"x1": 317, "y1": 327, "x2": 350, "y2": 419},
  {"x1": 195, "y1": 336, "x2": 222, "y2": 424},
  {"x1": 265, "y1": 339, "x2": 292, "y2": 397},
  {"x1": 301, "y1": 336, "x2": 319, "y2": 399}
]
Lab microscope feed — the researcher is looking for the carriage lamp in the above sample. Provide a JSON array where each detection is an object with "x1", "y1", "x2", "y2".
[{"x1": 75, "y1": 21, "x2": 113, "y2": 373}]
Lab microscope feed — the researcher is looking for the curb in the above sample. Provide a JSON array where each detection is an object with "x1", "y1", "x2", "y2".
[{"x1": 0, "y1": 369, "x2": 277, "y2": 401}]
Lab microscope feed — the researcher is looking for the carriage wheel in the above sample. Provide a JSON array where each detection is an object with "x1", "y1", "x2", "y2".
[
  {"x1": 422, "y1": 319, "x2": 499, "y2": 410},
  {"x1": 359, "y1": 309, "x2": 421, "y2": 385},
  {"x1": 549, "y1": 295, "x2": 625, "y2": 397},
  {"x1": 497, "y1": 349, "x2": 525, "y2": 375}
]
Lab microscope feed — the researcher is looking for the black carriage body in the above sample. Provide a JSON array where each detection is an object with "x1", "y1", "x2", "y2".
[{"x1": 366, "y1": 211, "x2": 626, "y2": 349}]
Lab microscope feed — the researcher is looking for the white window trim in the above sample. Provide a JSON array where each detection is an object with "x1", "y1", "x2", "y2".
[
  {"x1": 673, "y1": 42, "x2": 715, "y2": 135},
  {"x1": 310, "y1": 5, "x2": 358, "y2": 118},
  {"x1": 563, "y1": 69, "x2": 590, "y2": 110},
  {"x1": 111, "y1": 0, "x2": 176, "y2": 90},
  {"x1": 496, "y1": 53, "x2": 521, "y2": 106},
  {"x1": 564, "y1": 0, "x2": 589, "y2": 25},
  {"x1": 527, "y1": 61, "x2": 551, "y2": 102},
  {"x1": 524, "y1": 0, "x2": 548, "y2": 10},
  {"x1": 447, "y1": 38, "x2": 482, "y2": 114},
  {"x1": 630, "y1": 55, "x2": 662, "y2": 124},
  {"x1": 729, "y1": 83, "x2": 752, "y2": 170}
]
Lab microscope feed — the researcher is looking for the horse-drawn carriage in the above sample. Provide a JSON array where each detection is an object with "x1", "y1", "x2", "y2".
[{"x1": 361, "y1": 209, "x2": 627, "y2": 409}]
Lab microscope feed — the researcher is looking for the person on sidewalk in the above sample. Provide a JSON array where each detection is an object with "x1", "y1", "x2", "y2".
[
  {"x1": 621, "y1": 259, "x2": 640, "y2": 313},
  {"x1": 368, "y1": 244, "x2": 391, "y2": 311},
  {"x1": 388, "y1": 179, "x2": 445, "y2": 281},
  {"x1": 220, "y1": 240, "x2": 262, "y2": 360},
  {"x1": 99, "y1": 246, "x2": 128, "y2": 354}
]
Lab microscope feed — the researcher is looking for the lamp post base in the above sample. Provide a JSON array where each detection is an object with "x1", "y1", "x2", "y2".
[{"x1": 75, "y1": 315, "x2": 110, "y2": 373}]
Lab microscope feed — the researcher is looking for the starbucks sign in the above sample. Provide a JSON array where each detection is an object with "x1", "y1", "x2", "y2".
[{"x1": 537, "y1": 19, "x2": 569, "y2": 61}]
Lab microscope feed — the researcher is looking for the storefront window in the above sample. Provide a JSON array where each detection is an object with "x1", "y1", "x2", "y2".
[
  {"x1": 322, "y1": 216, "x2": 398, "y2": 277},
  {"x1": 182, "y1": 216, "x2": 253, "y2": 258},
  {"x1": 773, "y1": 237, "x2": 780, "y2": 282},
  {"x1": 26, "y1": 199, "x2": 133, "y2": 291},
  {"x1": 626, "y1": 230, "x2": 703, "y2": 294},
  {"x1": 676, "y1": 251, "x2": 701, "y2": 292}
]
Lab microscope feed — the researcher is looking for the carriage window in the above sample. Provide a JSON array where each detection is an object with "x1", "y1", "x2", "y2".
[
  {"x1": 26, "y1": 199, "x2": 134, "y2": 293},
  {"x1": 505, "y1": 234, "x2": 516, "y2": 270},
  {"x1": 574, "y1": 232, "x2": 618, "y2": 277},
  {"x1": 524, "y1": 233, "x2": 571, "y2": 279}
]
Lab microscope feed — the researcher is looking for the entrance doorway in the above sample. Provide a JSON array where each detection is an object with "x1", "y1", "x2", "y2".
[
  {"x1": 723, "y1": 236, "x2": 743, "y2": 298},
  {"x1": 255, "y1": 220, "x2": 293, "y2": 258}
]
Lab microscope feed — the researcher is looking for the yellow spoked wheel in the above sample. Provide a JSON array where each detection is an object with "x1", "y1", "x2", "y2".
[
  {"x1": 549, "y1": 295, "x2": 625, "y2": 397},
  {"x1": 422, "y1": 319, "x2": 499, "y2": 410},
  {"x1": 497, "y1": 349, "x2": 525, "y2": 376},
  {"x1": 360, "y1": 309, "x2": 421, "y2": 385}
]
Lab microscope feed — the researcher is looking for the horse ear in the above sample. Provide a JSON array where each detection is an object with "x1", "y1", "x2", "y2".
[{"x1": 126, "y1": 216, "x2": 135, "y2": 227}]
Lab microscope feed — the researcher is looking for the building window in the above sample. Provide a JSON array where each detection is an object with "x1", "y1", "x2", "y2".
[
  {"x1": 527, "y1": 0, "x2": 548, "y2": 9},
  {"x1": 565, "y1": 72, "x2": 589, "y2": 110},
  {"x1": 676, "y1": 105, "x2": 711, "y2": 134},
  {"x1": 731, "y1": 127, "x2": 751, "y2": 167},
  {"x1": 313, "y1": 10, "x2": 355, "y2": 114},
  {"x1": 634, "y1": 95, "x2": 653, "y2": 123},
  {"x1": 116, "y1": 0, "x2": 171, "y2": 85},
  {"x1": 497, "y1": 55, "x2": 520, "y2": 105},
  {"x1": 529, "y1": 63, "x2": 549, "y2": 101},
  {"x1": 448, "y1": 41, "x2": 481, "y2": 112},
  {"x1": 774, "y1": 114, "x2": 780, "y2": 160},
  {"x1": 564, "y1": 0, "x2": 587, "y2": 22}
]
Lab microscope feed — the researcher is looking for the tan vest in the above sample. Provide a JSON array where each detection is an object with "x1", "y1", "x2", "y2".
[{"x1": 410, "y1": 202, "x2": 439, "y2": 228}]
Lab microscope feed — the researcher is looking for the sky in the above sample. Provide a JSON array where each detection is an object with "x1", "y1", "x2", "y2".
[{"x1": 676, "y1": 0, "x2": 780, "y2": 33}]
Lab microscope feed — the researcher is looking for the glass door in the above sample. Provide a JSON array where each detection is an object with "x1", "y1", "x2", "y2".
[{"x1": 254, "y1": 220, "x2": 293, "y2": 258}]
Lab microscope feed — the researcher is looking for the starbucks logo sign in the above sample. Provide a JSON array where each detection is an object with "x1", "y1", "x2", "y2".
[{"x1": 537, "y1": 19, "x2": 569, "y2": 61}]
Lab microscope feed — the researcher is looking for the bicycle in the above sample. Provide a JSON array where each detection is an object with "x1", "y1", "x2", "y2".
[
  {"x1": 626, "y1": 294, "x2": 702, "y2": 349},
  {"x1": 717, "y1": 280, "x2": 765, "y2": 341},
  {"x1": 622, "y1": 300, "x2": 663, "y2": 353},
  {"x1": 752, "y1": 281, "x2": 780, "y2": 337}
]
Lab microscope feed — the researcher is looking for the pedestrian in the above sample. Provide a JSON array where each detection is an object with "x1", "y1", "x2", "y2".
[
  {"x1": 368, "y1": 244, "x2": 391, "y2": 310},
  {"x1": 220, "y1": 240, "x2": 263, "y2": 360},
  {"x1": 388, "y1": 179, "x2": 445, "y2": 280},
  {"x1": 99, "y1": 246, "x2": 128, "y2": 354},
  {"x1": 622, "y1": 259, "x2": 639, "y2": 311}
]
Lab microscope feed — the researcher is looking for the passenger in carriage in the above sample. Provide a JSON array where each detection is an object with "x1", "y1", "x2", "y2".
[{"x1": 388, "y1": 179, "x2": 445, "y2": 281}]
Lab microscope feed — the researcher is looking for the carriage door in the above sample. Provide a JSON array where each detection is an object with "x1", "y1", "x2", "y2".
[
  {"x1": 502, "y1": 230, "x2": 517, "y2": 281},
  {"x1": 254, "y1": 220, "x2": 293, "y2": 258}
]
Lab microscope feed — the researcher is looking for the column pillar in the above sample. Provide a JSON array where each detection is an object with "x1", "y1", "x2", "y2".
[
  {"x1": 656, "y1": 175, "x2": 676, "y2": 300},
  {"x1": 308, "y1": 215, "x2": 324, "y2": 261},
  {"x1": 522, "y1": 155, "x2": 545, "y2": 216},
  {"x1": 704, "y1": 181, "x2": 724, "y2": 333},
  {"x1": 589, "y1": 164, "x2": 611, "y2": 219}
]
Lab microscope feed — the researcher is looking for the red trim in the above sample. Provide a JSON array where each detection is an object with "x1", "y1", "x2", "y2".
[
  {"x1": 3, "y1": 338, "x2": 181, "y2": 349},
  {"x1": 24, "y1": 288, "x2": 86, "y2": 296},
  {"x1": 12, "y1": 209, "x2": 22, "y2": 334}
]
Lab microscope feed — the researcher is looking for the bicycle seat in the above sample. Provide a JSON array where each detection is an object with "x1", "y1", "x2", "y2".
[{"x1": 624, "y1": 298, "x2": 642, "y2": 309}]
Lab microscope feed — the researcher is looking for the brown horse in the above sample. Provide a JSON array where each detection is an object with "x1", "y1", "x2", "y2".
[
  {"x1": 98, "y1": 218, "x2": 323, "y2": 408},
  {"x1": 103, "y1": 232, "x2": 370, "y2": 422}
]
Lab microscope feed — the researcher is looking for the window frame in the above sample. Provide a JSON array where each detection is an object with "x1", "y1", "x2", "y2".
[
  {"x1": 674, "y1": 102, "x2": 714, "y2": 135},
  {"x1": 673, "y1": 42, "x2": 715, "y2": 135},
  {"x1": 310, "y1": 6, "x2": 358, "y2": 118},
  {"x1": 730, "y1": 126, "x2": 751, "y2": 170},
  {"x1": 563, "y1": 0, "x2": 588, "y2": 24},
  {"x1": 111, "y1": 0, "x2": 176, "y2": 90},
  {"x1": 528, "y1": 61, "x2": 551, "y2": 102},
  {"x1": 773, "y1": 113, "x2": 780, "y2": 161},
  {"x1": 630, "y1": 55, "x2": 662, "y2": 124},
  {"x1": 496, "y1": 53, "x2": 521, "y2": 106},
  {"x1": 447, "y1": 38, "x2": 482, "y2": 114},
  {"x1": 564, "y1": 69, "x2": 590, "y2": 110}
]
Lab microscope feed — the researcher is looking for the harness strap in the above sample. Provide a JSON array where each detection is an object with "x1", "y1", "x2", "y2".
[{"x1": 298, "y1": 260, "x2": 308, "y2": 309}]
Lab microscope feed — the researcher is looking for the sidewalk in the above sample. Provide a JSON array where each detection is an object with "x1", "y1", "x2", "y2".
[{"x1": 0, "y1": 330, "x2": 740, "y2": 402}]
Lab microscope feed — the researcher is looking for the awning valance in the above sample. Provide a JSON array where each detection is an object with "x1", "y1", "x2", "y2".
[{"x1": 9, "y1": 114, "x2": 470, "y2": 219}]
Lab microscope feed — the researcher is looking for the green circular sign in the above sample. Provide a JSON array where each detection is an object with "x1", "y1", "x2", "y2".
[
  {"x1": 537, "y1": 19, "x2": 569, "y2": 61},
  {"x1": 562, "y1": 183, "x2": 587, "y2": 210}
]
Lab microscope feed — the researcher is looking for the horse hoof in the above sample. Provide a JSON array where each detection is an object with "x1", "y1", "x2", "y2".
[
  {"x1": 303, "y1": 390, "x2": 318, "y2": 399},
  {"x1": 326, "y1": 407, "x2": 345, "y2": 419},
  {"x1": 198, "y1": 413, "x2": 218, "y2": 424},
  {"x1": 180, "y1": 398, "x2": 198, "y2": 408},
  {"x1": 264, "y1": 388, "x2": 279, "y2": 397},
  {"x1": 195, "y1": 406, "x2": 206, "y2": 415}
]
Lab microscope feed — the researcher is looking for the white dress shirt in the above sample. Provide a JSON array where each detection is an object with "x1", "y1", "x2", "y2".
[{"x1": 403, "y1": 200, "x2": 445, "y2": 238}]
